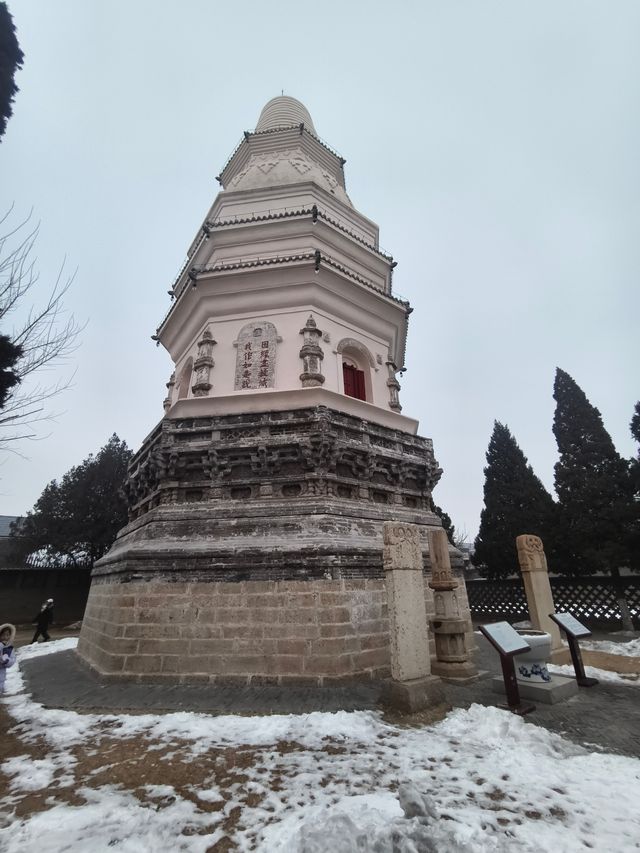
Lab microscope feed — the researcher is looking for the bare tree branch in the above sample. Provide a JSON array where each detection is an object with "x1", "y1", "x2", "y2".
[{"x1": 0, "y1": 209, "x2": 84, "y2": 446}]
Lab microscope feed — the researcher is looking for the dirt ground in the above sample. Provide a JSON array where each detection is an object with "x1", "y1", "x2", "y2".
[{"x1": 0, "y1": 699, "x2": 305, "y2": 851}]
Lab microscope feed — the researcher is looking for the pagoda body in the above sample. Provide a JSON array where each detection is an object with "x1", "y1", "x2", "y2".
[{"x1": 78, "y1": 97, "x2": 473, "y2": 684}]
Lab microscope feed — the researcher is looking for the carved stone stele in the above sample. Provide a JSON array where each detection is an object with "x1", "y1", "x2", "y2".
[
  {"x1": 381, "y1": 521, "x2": 445, "y2": 711},
  {"x1": 516, "y1": 534, "x2": 548, "y2": 573},
  {"x1": 383, "y1": 522, "x2": 422, "y2": 571},
  {"x1": 515, "y1": 534, "x2": 563, "y2": 655}
]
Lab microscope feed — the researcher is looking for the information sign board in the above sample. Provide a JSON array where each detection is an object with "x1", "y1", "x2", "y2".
[
  {"x1": 549, "y1": 612, "x2": 591, "y2": 639},
  {"x1": 479, "y1": 621, "x2": 531, "y2": 656}
]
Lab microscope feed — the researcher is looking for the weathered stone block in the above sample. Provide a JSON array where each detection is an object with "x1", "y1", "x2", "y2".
[{"x1": 380, "y1": 676, "x2": 446, "y2": 713}]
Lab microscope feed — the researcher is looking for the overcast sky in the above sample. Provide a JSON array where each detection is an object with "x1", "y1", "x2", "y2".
[{"x1": 1, "y1": 0, "x2": 638, "y2": 541}]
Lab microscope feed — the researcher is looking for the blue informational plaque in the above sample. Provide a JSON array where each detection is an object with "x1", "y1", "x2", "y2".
[
  {"x1": 549, "y1": 612, "x2": 591, "y2": 639},
  {"x1": 479, "y1": 621, "x2": 531, "y2": 656}
]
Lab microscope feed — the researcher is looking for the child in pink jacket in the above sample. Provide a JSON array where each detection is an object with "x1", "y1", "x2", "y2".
[{"x1": 0, "y1": 623, "x2": 17, "y2": 693}]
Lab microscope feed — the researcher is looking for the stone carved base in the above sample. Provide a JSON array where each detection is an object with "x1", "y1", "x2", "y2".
[
  {"x1": 78, "y1": 407, "x2": 474, "y2": 685},
  {"x1": 379, "y1": 675, "x2": 446, "y2": 713},
  {"x1": 492, "y1": 673, "x2": 578, "y2": 705},
  {"x1": 431, "y1": 660, "x2": 479, "y2": 682}
]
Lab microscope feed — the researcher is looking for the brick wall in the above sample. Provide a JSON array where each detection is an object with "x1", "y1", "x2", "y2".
[{"x1": 78, "y1": 574, "x2": 474, "y2": 685}]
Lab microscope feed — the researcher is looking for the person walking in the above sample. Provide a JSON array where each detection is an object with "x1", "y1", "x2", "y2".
[
  {"x1": 31, "y1": 598, "x2": 54, "y2": 643},
  {"x1": 0, "y1": 623, "x2": 17, "y2": 693}
]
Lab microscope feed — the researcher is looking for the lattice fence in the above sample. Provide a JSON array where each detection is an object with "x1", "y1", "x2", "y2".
[{"x1": 466, "y1": 577, "x2": 640, "y2": 627}]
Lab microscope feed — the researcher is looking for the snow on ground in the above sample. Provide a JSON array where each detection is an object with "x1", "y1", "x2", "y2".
[
  {"x1": 577, "y1": 636, "x2": 640, "y2": 657},
  {"x1": 1, "y1": 639, "x2": 639, "y2": 852},
  {"x1": 548, "y1": 663, "x2": 639, "y2": 685}
]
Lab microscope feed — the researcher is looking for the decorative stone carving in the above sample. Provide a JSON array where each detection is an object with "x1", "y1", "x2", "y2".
[
  {"x1": 299, "y1": 315, "x2": 325, "y2": 387},
  {"x1": 428, "y1": 528, "x2": 477, "y2": 680},
  {"x1": 163, "y1": 372, "x2": 175, "y2": 412},
  {"x1": 515, "y1": 534, "x2": 563, "y2": 655},
  {"x1": 234, "y1": 321, "x2": 278, "y2": 390},
  {"x1": 383, "y1": 523, "x2": 422, "y2": 571},
  {"x1": 123, "y1": 408, "x2": 442, "y2": 523},
  {"x1": 335, "y1": 337, "x2": 376, "y2": 367},
  {"x1": 191, "y1": 329, "x2": 216, "y2": 397},
  {"x1": 516, "y1": 534, "x2": 548, "y2": 573},
  {"x1": 385, "y1": 359, "x2": 402, "y2": 411}
]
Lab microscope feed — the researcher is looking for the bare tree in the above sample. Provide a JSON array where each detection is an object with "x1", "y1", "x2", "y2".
[{"x1": 0, "y1": 208, "x2": 83, "y2": 447}]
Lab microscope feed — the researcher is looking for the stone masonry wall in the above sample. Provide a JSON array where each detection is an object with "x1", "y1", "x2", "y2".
[{"x1": 78, "y1": 575, "x2": 473, "y2": 685}]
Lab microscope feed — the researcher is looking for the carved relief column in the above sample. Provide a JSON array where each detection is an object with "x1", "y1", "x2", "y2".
[
  {"x1": 385, "y1": 358, "x2": 402, "y2": 411},
  {"x1": 516, "y1": 534, "x2": 564, "y2": 660},
  {"x1": 163, "y1": 372, "x2": 176, "y2": 413},
  {"x1": 299, "y1": 315, "x2": 325, "y2": 387},
  {"x1": 380, "y1": 522, "x2": 444, "y2": 712},
  {"x1": 191, "y1": 329, "x2": 216, "y2": 397},
  {"x1": 428, "y1": 528, "x2": 477, "y2": 681}
]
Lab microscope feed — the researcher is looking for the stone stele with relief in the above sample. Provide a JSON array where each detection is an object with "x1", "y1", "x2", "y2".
[{"x1": 77, "y1": 95, "x2": 474, "y2": 686}]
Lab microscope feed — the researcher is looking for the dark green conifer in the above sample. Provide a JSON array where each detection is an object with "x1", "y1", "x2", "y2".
[
  {"x1": 15, "y1": 434, "x2": 132, "y2": 567},
  {"x1": 474, "y1": 421, "x2": 556, "y2": 579},
  {"x1": 553, "y1": 368, "x2": 635, "y2": 575},
  {"x1": 0, "y1": 1, "x2": 24, "y2": 140}
]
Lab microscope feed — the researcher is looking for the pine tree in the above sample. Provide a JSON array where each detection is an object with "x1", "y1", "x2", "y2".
[
  {"x1": 552, "y1": 369, "x2": 635, "y2": 576},
  {"x1": 474, "y1": 422, "x2": 557, "y2": 579}
]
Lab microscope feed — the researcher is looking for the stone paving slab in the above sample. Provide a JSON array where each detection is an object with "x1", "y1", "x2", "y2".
[
  {"x1": 19, "y1": 651, "x2": 381, "y2": 715},
  {"x1": 15, "y1": 635, "x2": 640, "y2": 758}
]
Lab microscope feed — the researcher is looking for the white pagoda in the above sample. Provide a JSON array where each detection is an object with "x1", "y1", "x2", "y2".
[{"x1": 78, "y1": 97, "x2": 472, "y2": 684}]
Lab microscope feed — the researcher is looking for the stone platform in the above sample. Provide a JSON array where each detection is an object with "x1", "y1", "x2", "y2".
[
  {"x1": 77, "y1": 406, "x2": 474, "y2": 685},
  {"x1": 492, "y1": 673, "x2": 579, "y2": 704}
]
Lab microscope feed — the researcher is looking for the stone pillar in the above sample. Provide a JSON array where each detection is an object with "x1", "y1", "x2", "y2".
[
  {"x1": 516, "y1": 534, "x2": 563, "y2": 659},
  {"x1": 191, "y1": 329, "x2": 216, "y2": 397},
  {"x1": 385, "y1": 359, "x2": 402, "y2": 411},
  {"x1": 427, "y1": 528, "x2": 477, "y2": 681},
  {"x1": 380, "y1": 522, "x2": 445, "y2": 712},
  {"x1": 163, "y1": 372, "x2": 175, "y2": 413},
  {"x1": 299, "y1": 315, "x2": 325, "y2": 387}
]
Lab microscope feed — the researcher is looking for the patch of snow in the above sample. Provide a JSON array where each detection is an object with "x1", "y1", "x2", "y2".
[
  {"x1": 578, "y1": 637, "x2": 640, "y2": 657},
  {"x1": 16, "y1": 637, "x2": 79, "y2": 662},
  {"x1": 548, "y1": 663, "x2": 639, "y2": 685},
  {"x1": 2, "y1": 638, "x2": 640, "y2": 853},
  {"x1": 2, "y1": 753, "x2": 77, "y2": 791},
  {"x1": 0, "y1": 785, "x2": 223, "y2": 853}
]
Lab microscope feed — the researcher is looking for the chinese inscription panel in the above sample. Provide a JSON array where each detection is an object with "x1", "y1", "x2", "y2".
[{"x1": 234, "y1": 322, "x2": 277, "y2": 390}]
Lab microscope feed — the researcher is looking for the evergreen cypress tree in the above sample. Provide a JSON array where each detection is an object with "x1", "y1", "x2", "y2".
[
  {"x1": 631, "y1": 401, "x2": 640, "y2": 449},
  {"x1": 0, "y1": 1, "x2": 24, "y2": 141},
  {"x1": 474, "y1": 421, "x2": 556, "y2": 579},
  {"x1": 429, "y1": 499, "x2": 456, "y2": 545},
  {"x1": 552, "y1": 368, "x2": 635, "y2": 576},
  {"x1": 629, "y1": 402, "x2": 640, "y2": 569}
]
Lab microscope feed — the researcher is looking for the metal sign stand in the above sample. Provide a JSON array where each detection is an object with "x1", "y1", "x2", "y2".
[
  {"x1": 479, "y1": 622, "x2": 535, "y2": 715},
  {"x1": 549, "y1": 612, "x2": 599, "y2": 687}
]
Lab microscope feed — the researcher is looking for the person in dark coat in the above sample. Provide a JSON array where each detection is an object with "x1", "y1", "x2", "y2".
[{"x1": 31, "y1": 598, "x2": 54, "y2": 643}]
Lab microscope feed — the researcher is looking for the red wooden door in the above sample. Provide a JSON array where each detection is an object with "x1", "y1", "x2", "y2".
[{"x1": 343, "y1": 363, "x2": 366, "y2": 401}]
